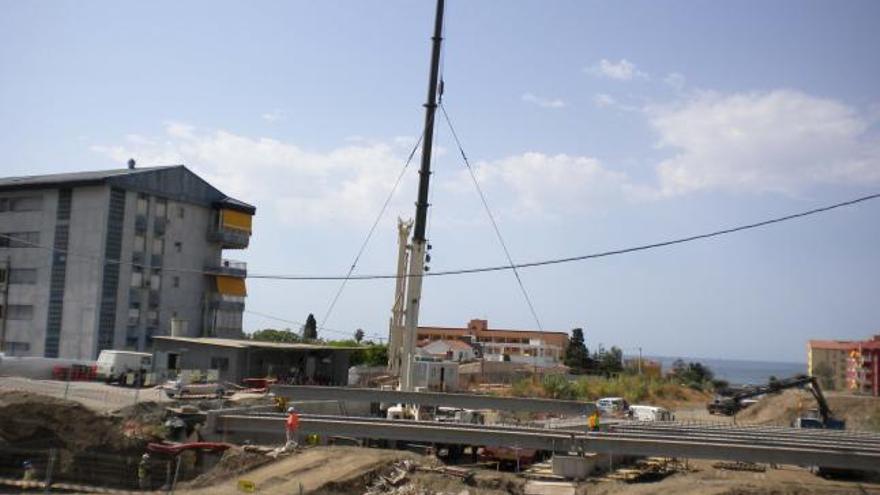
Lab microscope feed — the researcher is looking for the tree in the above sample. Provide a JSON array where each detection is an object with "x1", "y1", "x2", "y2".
[
  {"x1": 564, "y1": 328, "x2": 591, "y2": 372},
  {"x1": 303, "y1": 313, "x2": 318, "y2": 340},
  {"x1": 354, "y1": 328, "x2": 365, "y2": 343},
  {"x1": 251, "y1": 328, "x2": 302, "y2": 343},
  {"x1": 597, "y1": 346, "x2": 623, "y2": 374}
]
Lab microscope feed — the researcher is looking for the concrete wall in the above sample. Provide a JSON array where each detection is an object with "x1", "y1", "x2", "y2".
[
  {"x1": 153, "y1": 339, "x2": 246, "y2": 383},
  {"x1": 59, "y1": 186, "x2": 108, "y2": 359}
]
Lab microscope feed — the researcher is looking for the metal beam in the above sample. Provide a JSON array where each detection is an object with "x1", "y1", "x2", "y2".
[
  {"x1": 213, "y1": 414, "x2": 880, "y2": 472},
  {"x1": 269, "y1": 385, "x2": 595, "y2": 415}
]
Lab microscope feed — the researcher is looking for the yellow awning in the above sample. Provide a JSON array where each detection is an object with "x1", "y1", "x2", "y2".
[
  {"x1": 216, "y1": 276, "x2": 247, "y2": 297},
  {"x1": 222, "y1": 209, "x2": 253, "y2": 232}
]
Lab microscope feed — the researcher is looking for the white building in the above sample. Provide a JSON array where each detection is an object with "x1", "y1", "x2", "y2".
[{"x1": 0, "y1": 164, "x2": 254, "y2": 358}]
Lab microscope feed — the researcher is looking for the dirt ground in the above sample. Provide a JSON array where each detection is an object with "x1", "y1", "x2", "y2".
[
  {"x1": 180, "y1": 446, "x2": 435, "y2": 495},
  {"x1": 584, "y1": 459, "x2": 880, "y2": 495}
]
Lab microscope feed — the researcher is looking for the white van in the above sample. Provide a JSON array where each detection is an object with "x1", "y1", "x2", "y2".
[
  {"x1": 596, "y1": 397, "x2": 629, "y2": 416},
  {"x1": 628, "y1": 405, "x2": 674, "y2": 422},
  {"x1": 96, "y1": 350, "x2": 152, "y2": 383}
]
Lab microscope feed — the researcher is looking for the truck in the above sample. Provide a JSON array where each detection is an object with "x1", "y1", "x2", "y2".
[{"x1": 96, "y1": 350, "x2": 152, "y2": 384}]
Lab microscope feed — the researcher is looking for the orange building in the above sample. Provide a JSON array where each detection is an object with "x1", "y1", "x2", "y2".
[
  {"x1": 417, "y1": 319, "x2": 569, "y2": 367},
  {"x1": 808, "y1": 335, "x2": 880, "y2": 396}
]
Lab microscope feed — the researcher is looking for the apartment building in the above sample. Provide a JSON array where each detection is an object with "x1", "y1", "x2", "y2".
[
  {"x1": 0, "y1": 164, "x2": 254, "y2": 359},
  {"x1": 808, "y1": 335, "x2": 880, "y2": 396},
  {"x1": 417, "y1": 318, "x2": 569, "y2": 368}
]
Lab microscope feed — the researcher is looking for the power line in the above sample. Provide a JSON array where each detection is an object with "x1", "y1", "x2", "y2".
[
  {"x1": 246, "y1": 191, "x2": 880, "y2": 280},
  {"x1": 2, "y1": 191, "x2": 879, "y2": 282},
  {"x1": 439, "y1": 101, "x2": 543, "y2": 331},
  {"x1": 317, "y1": 132, "x2": 424, "y2": 330}
]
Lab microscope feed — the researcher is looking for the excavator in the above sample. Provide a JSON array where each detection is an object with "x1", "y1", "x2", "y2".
[{"x1": 707, "y1": 374, "x2": 845, "y2": 430}]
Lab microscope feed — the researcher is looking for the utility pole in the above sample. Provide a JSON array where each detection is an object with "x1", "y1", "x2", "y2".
[{"x1": 401, "y1": 0, "x2": 445, "y2": 392}]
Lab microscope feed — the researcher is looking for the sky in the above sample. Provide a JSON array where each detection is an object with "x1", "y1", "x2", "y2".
[{"x1": 2, "y1": 1, "x2": 879, "y2": 363}]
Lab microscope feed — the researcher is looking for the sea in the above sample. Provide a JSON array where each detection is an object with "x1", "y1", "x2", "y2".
[{"x1": 647, "y1": 356, "x2": 807, "y2": 386}]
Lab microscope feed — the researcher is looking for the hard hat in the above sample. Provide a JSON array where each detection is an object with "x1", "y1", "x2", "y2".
[
  {"x1": 22, "y1": 461, "x2": 32, "y2": 467},
  {"x1": 142, "y1": 453, "x2": 150, "y2": 459},
  {"x1": 287, "y1": 406, "x2": 296, "y2": 413}
]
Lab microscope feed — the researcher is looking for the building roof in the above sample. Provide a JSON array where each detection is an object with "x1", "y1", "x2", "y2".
[
  {"x1": 418, "y1": 326, "x2": 569, "y2": 338},
  {"x1": 0, "y1": 165, "x2": 255, "y2": 214},
  {"x1": 420, "y1": 339, "x2": 474, "y2": 352},
  {"x1": 153, "y1": 336, "x2": 359, "y2": 351},
  {"x1": 808, "y1": 340, "x2": 856, "y2": 350}
]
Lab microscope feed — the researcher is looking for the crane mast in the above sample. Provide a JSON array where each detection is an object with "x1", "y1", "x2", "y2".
[{"x1": 398, "y1": 0, "x2": 445, "y2": 391}]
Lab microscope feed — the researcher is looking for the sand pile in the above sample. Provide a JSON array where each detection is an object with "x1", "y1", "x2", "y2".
[{"x1": 737, "y1": 389, "x2": 880, "y2": 431}]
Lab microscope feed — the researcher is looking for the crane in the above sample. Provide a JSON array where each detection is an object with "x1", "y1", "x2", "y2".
[{"x1": 707, "y1": 374, "x2": 845, "y2": 429}]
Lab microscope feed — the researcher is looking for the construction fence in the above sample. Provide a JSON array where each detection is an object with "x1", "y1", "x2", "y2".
[{"x1": 0, "y1": 444, "x2": 197, "y2": 492}]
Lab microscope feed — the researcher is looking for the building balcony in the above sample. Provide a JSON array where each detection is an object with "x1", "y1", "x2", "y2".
[
  {"x1": 205, "y1": 259, "x2": 247, "y2": 278},
  {"x1": 207, "y1": 226, "x2": 250, "y2": 249},
  {"x1": 207, "y1": 292, "x2": 245, "y2": 311}
]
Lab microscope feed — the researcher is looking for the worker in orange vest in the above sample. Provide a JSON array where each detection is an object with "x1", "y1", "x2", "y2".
[
  {"x1": 286, "y1": 406, "x2": 300, "y2": 446},
  {"x1": 588, "y1": 411, "x2": 600, "y2": 431}
]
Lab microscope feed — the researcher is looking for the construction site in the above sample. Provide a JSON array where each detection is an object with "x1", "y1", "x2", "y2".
[
  {"x1": 2, "y1": 371, "x2": 880, "y2": 494},
  {"x1": 2, "y1": 0, "x2": 880, "y2": 493}
]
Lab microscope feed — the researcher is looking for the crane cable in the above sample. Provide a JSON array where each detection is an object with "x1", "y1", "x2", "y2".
[
  {"x1": 438, "y1": 101, "x2": 544, "y2": 331},
  {"x1": 317, "y1": 132, "x2": 424, "y2": 330}
]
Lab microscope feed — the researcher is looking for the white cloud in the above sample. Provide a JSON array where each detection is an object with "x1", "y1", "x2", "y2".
[
  {"x1": 587, "y1": 59, "x2": 648, "y2": 81},
  {"x1": 521, "y1": 92, "x2": 566, "y2": 109},
  {"x1": 261, "y1": 109, "x2": 286, "y2": 123},
  {"x1": 91, "y1": 124, "x2": 416, "y2": 226},
  {"x1": 593, "y1": 93, "x2": 617, "y2": 108},
  {"x1": 460, "y1": 152, "x2": 634, "y2": 218},
  {"x1": 647, "y1": 90, "x2": 880, "y2": 195},
  {"x1": 663, "y1": 72, "x2": 686, "y2": 91}
]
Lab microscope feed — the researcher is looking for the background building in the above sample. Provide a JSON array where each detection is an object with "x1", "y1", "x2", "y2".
[
  {"x1": 152, "y1": 336, "x2": 354, "y2": 385},
  {"x1": 0, "y1": 164, "x2": 254, "y2": 358},
  {"x1": 417, "y1": 318, "x2": 569, "y2": 368},
  {"x1": 808, "y1": 335, "x2": 880, "y2": 396}
]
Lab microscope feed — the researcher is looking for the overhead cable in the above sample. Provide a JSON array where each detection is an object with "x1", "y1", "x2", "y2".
[{"x1": 317, "y1": 132, "x2": 424, "y2": 330}]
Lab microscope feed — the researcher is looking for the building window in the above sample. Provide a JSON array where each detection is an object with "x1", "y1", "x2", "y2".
[
  {"x1": 155, "y1": 199, "x2": 167, "y2": 219},
  {"x1": 0, "y1": 196, "x2": 43, "y2": 212},
  {"x1": 128, "y1": 308, "x2": 140, "y2": 325},
  {"x1": 210, "y1": 357, "x2": 229, "y2": 371},
  {"x1": 173, "y1": 276, "x2": 180, "y2": 288},
  {"x1": 2, "y1": 341, "x2": 30, "y2": 356},
  {"x1": 149, "y1": 270, "x2": 161, "y2": 289},
  {"x1": 178, "y1": 206, "x2": 185, "y2": 219},
  {"x1": 137, "y1": 195, "x2": 148, "y2": 215},
  {"x1": 131, "y1": 269, "x2": 143, "y2": 288},
  {"x1": 152, "y1": 238, "x2": 164, "y2": 255},
  {"x1": 0, "y1": 232, "x2": 40, "y2": 248},
  {"x1": 174, "y1": 241, "x2": 182, "y2": 253},
  {"x1": 0, "y1": 268, "x2": 6, "y2": 283},
  {"x1": 7, "y1": 305, "x2": 34, "y2": 320},
  {"x1": 133, "y1": 234, "x2": 146, "y2": 253},
  {"x1": 146, "y1": 310, "x2": 158, "y2": 326},
  {"x1": 9, "y1": 268, "x2": 38, "y2": 284}
]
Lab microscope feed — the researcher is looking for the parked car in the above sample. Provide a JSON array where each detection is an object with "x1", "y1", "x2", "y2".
[{"x1": 162, "y1": 379, "x2": 226, "y2": 399}]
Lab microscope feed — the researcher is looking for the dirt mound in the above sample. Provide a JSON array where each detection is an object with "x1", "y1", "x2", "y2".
[
  {"x1": 187, "y1": 446, "x2": 275, "y2": 487},
  {"x1": 0, "y1": 390, "x2": 143, "y2": 451},
  {"x1": 737, "y1": 389, "x2": 880, "y2": 431}
]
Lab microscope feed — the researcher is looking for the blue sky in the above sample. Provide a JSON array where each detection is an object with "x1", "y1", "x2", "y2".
[{"x1": 2, "y1": 1, "x2": 879, "y2": 362}]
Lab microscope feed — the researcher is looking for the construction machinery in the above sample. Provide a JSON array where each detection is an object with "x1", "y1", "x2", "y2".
[{"x1": 707, "y1": 374, "x2": 845, "y2": 429}]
